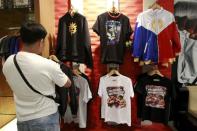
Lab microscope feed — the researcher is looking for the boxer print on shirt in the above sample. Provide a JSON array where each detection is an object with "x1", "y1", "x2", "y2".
[{"x1": 106, "y1": 86, "x2": 126, "y2": 108}]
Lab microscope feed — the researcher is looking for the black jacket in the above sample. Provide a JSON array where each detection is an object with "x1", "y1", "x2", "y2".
[
  {"x1": 56, "y1": 12, "x2": 93, "y2": 68},
  {"x1": 56, "y1": 62, "x2": 78, "y2": 117},
  {"x1": 0, "y1": 36, "x2": 11, "y2": 59},
  {"x1": 0, "y1": 36, "x2": 20, "y2": 60}
]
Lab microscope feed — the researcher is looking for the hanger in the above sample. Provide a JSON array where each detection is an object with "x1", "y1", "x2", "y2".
[
  {"x1": 72, "y1": 63, "x2": 82, "y2": 77},
  {"x1": 148, "y1": 65, "x2": 164, "y2": 77},
  {"x1": 107, "y1": 69, "x2": 121, "y2": 76},
  {"x1": 149, "y1": 2, "x2": 162, "y2": 10},
  {"x1": 109, "y1": 1, "x2": 119, "y2": 15},
  {"x1": 73, "y1": 69, "x2": 81, "y2": 77},
  {"x1": 69, "y1": 4, "x2": 76, "y2": 17},
  {"x1": 49, "y1": 55, "x2": 60, "y2": 63},
  {"x1": 107, "y1": 64, "x2": 121, "y2": 76},
  {"x1": 148, "y1": 69, "x2": 164, "y2": 77}
]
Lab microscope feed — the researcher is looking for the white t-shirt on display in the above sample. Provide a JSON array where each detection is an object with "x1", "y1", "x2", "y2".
[
  {"x1": 2, "y1": 52, "x2": 68, "y2": 121},
  {"x1": 64, "y1": 76, "x2": 92, "y2": 128},
  {"x1": 98, "y1": 74, "x2": 134, "y2": 126}
]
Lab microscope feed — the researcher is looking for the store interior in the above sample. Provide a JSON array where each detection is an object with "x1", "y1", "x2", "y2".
[{"x1": 0, "y1": 0, "x2": 197, "y2": 131}]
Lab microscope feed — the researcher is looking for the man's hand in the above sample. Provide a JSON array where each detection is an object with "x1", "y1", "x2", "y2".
[
  {"x1": 64, "y1": 79, "x2": 71, "y2": 88},
  {"x1": 49, "y1": 55, "x2": 60, "y2": 62},
  {"x1": 1, "y1": 57, "x2": 5, "y2": 66},
  {"x1": 49, "y1": 55, "x2": 71, "y2": 88}
]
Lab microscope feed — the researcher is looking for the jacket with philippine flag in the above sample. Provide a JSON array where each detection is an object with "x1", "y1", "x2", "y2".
[{"x1": 132, "y1": 8, "x2": 181, "y2": 66}]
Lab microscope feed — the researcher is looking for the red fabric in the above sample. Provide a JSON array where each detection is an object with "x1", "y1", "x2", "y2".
[
  {"x1": 54, "y1": 0, "x2": 69, "y2": 38},
  {"x1": 157, "y1": 0, "x2": 174, "y2": 78},
  {"x1": 18, "y1": 37, "x2": 24, "y2": 51},
  {"x1": 171, "y1": 22, "x2": 182, "y2": 55},
  {"x1": 158, "y1": 22, "x2": 181, "y2": 64},
  {"x1": 157, "y1": 0, "x2": 174, "y2": 13},
  {"x1": 54, "y1": 0, "x2": 174, "y2": 130}
]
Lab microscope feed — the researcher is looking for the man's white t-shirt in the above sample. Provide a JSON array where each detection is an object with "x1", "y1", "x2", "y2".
[
  {"x1": 2, "y1": 52, "x2": 68, "y2": 121},
  {"x1": 98, "y1": 74, "x2": 134, "y2": 126}
]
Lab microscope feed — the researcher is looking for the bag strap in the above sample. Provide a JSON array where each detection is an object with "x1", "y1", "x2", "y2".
[{"x1": 13, "y1": 55, "x2": 54, "y2": 100}]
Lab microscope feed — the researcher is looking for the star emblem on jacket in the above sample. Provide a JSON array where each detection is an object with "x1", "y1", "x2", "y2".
[
  {"x1": 151, "y1": 18, "x2": 164, "y2": 33},
  {"x1": 69, "y1": 22, "x2": 77, "y2": 35}
]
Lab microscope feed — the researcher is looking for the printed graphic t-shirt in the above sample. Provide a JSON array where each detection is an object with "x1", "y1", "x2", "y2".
[
  {"x1": 93, "y1": 12, "x2": 132, "y2": 64},
  {"x1": 98, "y1": 75, "x2": 134, "y2": 126},
  {"x1": 135, "y1": 74, "x2": 175, "y2": 124},
  {"x1": 64, "y1": 76, "x2": 92, "y2": 128}
]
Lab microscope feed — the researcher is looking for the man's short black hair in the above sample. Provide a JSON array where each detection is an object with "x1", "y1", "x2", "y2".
[{"x1": 20, "y1": 21, "x2": 47, "y2": 45}]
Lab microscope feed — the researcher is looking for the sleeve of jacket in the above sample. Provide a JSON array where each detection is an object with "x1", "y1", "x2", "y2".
[
  {"x1": 83, "y1": 17, "x2": 93, "y2": 68},
  {"x1": 134, "y1": 76, "x2": 146, "y2": 118},
  {"x1": 126, "y1": 17, "x2": 133, "y2": 41},
  {"x1": 171, "y1": 17, "x2": 181, "y2": 56},
  {"x1": 59, "y1": 62, "x2": 78, "y2": 115},
  {"x1": 132, "y1": 14, "x2": 143, "y2": 62}
]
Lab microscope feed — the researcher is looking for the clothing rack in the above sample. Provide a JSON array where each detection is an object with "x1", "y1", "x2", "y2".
[
  {"x1": 0, "y1": 27, "x2": 20, "y2": 37},
  {"x1": 7, "y1": 27, "x2": 20, "y2": 30},
  {"x1": 0, "y1": 27, "x2": 20, "y2": 31}
]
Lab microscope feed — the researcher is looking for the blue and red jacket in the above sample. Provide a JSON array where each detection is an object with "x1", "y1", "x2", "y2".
[{"x1": 132, "y1": 8, "x2": 181, "y2": 65}]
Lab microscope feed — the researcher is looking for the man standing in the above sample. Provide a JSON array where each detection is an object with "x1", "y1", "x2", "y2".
[{"x1": 2, "y1": 22, "x2": 71, "y2": 131}]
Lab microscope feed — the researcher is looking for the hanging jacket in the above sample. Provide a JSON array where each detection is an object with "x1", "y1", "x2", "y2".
[
  {"x1": 133, "y1": 8, "x2": 181, "y2": 65},
  {"x1": 56, "y1": 12, "x2": 93, "y2": 68},
  {"x1": 9, "y1": 36, "x2": 19, "y2": 55},
  {"x1": 56, "y1": 62, "x2": 78, "y2": 116},
  {"x1": 177, "y1": 30, "x2": 197, "y2": 84},
  {"x1": 0, "y1": 36, "x2": 20, "y2": 60},
  {"x1": 13, "y1": 37, "x2": 20, "y2": 54},
  {"x1": 0, "y1": 36, "x2": 12, "y2": 60}
]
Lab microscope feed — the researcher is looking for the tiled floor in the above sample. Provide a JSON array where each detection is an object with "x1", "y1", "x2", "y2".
[
  {"x1": 0, "y1": 70, "x2": 16, "y2": 128},
  {"x1": 61, "y1": 123, "x2": 173, "y2": 131},
  {"x1": 1, "y1": 120, "x2": 174, "y2": 131},
  {"x1": 0, "y1": 97, "x2": 16, "y2": 128},
  {"x1": 0, "y1": 118, "x2": 17, "y2": 131}
]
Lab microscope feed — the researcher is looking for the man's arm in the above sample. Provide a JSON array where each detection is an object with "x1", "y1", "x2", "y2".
[
  {"x1": 49, "y1": 55, "x2": 71, "y2": 88},
  {"x1": 48, "y1": 59, "x2": 72, "y2": 88},
  {"x1": 64, "y1": 78, "x2": 71, "y2": 88}
]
